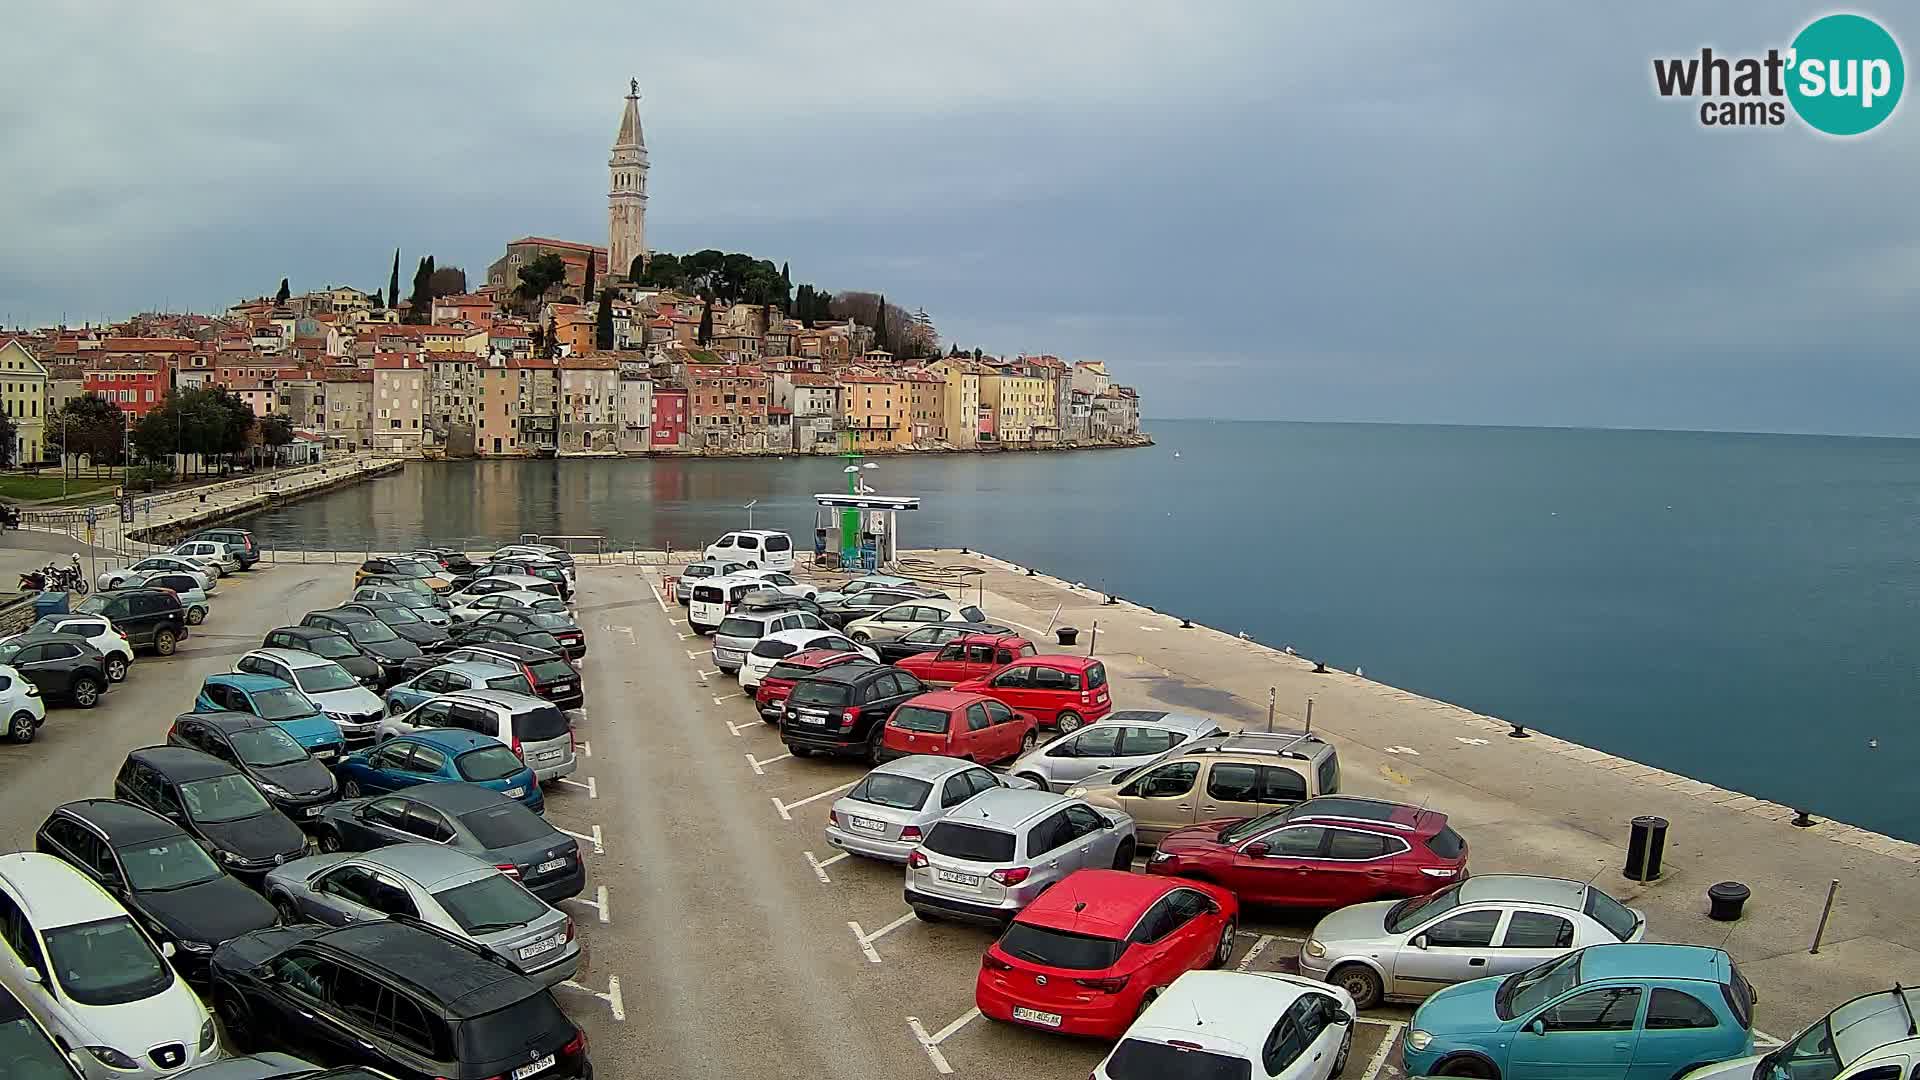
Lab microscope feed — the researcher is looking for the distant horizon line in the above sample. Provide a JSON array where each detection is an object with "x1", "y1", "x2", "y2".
[{"x1": 1143, "y1": 416, "x2": 1920, "y2": 442}]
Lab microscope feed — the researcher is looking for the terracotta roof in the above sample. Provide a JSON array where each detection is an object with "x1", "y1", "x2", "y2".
[
  {"x1": 686, "y1": 365, "x2": 766, "y2": 379},
  {"x1": 102, "y1": 336, "x2": 198, "y2": 353},
  {"x1": 508, "y1": 237, "x2": 607, "y2": 255},
  {"x1": 372, "y1": 355, "x2": 422, "y2": 370},
  {"x1": 788, "y1": 373, "x2": 840, "y2": 387},
  {"x1": 424, "y1": 351, "x2": 477, "y2": 365},
  {"x1": 559, "y1": 354, "x2": 618, "y2": 370}
]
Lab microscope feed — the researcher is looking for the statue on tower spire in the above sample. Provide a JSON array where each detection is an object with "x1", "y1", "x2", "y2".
[{"x1": 630, "y1": 77, "x2": 638, "y2": 98}]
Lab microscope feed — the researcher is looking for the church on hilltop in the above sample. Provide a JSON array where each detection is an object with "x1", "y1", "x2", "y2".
[{"x1": 486, "y1": 81, "x2": 650, "y2": 299}]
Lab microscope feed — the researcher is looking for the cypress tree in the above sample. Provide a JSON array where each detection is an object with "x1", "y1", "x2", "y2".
[
  {"x1": 873, "y1": 294, "x2": 890, "y2": 353},
  {"x1": 583, "y1": 256, "x2": 597, "y2": 304},
  {"x1": 388, "y1": 249, "x2": 401, "y2": 309},
  {"x1": 697, "y1": 301, "x2": 713, "y2": 346},
  {"x1": 275, "y1": 278, "x2": 290, "y2": 304},
  {"x1": 595, "y1": 291, "x2": 615, "y2": 350},
  {"x1": 543, "y1": 313, "x2": 559, "y2": 358}
]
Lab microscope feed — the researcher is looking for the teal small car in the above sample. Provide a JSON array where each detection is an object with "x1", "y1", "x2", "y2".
[
  {"x1": 1404, "y1": 943, "x2": 1755, "y2": 1080},
  {"x1": 195, "y1": 672, "x2": 346, "y2": 761}
]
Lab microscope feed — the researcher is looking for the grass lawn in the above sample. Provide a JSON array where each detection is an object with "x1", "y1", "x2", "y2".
[{"x1": 0, "y1": 473, "x2": 124, "y2": 502}]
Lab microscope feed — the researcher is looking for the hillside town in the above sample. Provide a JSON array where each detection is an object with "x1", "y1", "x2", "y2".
[{"x1": 0, "y1": 84, "x2": 1145, "y2": 466}]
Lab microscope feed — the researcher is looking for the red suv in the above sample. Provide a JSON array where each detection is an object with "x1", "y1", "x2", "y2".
[
  {"x1": 754, "y1": 649, "x2": 873, "y2": 723},
  {"x1": 1144, "y1": 795, "x2": 1468, "y2": 909},
  {"x1": 896, "y1": 633, "x2": 1036, "y2": 687},
  {"x1": 976, "y1": 869, "x2": 1238, "y2": 1039},
  {"x1": 951, "y1": 655, "x2": 1112, "y2": 733},
  {"x1": 881, "y1": 691, "x2": 1040, "y2": 763}
]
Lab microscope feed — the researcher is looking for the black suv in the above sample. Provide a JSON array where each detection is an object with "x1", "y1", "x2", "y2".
[
  {"x1": 435, "y1": 643, "x2": 582, "y2": 709},
  {"x1": 192, "y1": 527, "x2": 260, "y2": 569},
  {"x1": 301, "y1": 608, "x2": 424, "y2": 682},
  {"x1": 781, "y1": 664, "x2": 929, "y2": 762},
  {"x1": 262, "y1": 625, "x2": 384, "y2": 687},
  {"x1": 167, "y1": 711, "x2": 339, "y2": 822},
  {"x1": 209, "y1": 920, "x2": 593, "y2": 1080},
  {"x1": 341, "y1": 601, "x2": 449, "y2": 651},
  {"x1": 35, "y1": 799, "x2": 276, "y2": 982},
  {"x1": 74, "y1": 587, "x2": 188, "y2": 654},
  {"x1": 114, "y1": 746, "x2": 308, "y2": 879},
  {"x1": 0, "y1": 633, "x2": 109, "y2": 707}
]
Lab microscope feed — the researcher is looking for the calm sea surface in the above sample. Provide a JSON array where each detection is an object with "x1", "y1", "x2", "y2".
[{"x1": 235, "y1": 421, "x2": 1920, "y2": 840}]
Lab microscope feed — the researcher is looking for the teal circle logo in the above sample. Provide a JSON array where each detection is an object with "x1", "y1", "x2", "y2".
[{"x1": 1788, "y1": 14, "x2": 1904, "y2": 135}]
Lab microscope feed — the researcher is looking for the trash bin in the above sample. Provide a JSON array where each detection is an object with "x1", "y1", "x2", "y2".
[
  {"x1": 1707, "y1": 881, "x2": 1750, "y2": 921},
  {"x1": 1056, "y1": 626, "x2": 1080, "y2": 647},
  {"x1": 33, "y1": 591, "x2": 70, "y2": 618},
  {"x1": 1623, "y1": 815, "x2": 1668, "y2": 881}
]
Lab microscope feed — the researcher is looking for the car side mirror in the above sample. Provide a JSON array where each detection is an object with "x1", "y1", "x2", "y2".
[
  {"x1": 1244, "y1": 841, "x2": 1270, "y2": 858},
  {"x1": 22, "y1": 967, "x2": 42, "y2": 985},
  {"x1": 160, "y1": 941, "x2": 177, "y2": 959},
  {"x1": 1411, "y1": 934, "x2": 1429, "y2": 950},
  {"x1": 68, "y1": 1049, "x2": 91, "y2": 1074},
  {"x1": 1527, "y1": 1018, "x2": 1546, "y2": 1036},
  {"x1": 1329, "y1": 1009, "x2": 1352, "y2": 1026}
]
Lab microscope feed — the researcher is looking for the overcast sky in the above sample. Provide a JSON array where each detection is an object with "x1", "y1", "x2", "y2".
[{"x1": 3, "y1": 2, "x2": 1915, "y2": 433}]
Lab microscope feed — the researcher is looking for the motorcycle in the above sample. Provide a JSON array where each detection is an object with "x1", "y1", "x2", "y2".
[
  {"x1": 29, "y1": 556, "x2": 89, "y2": 596},
  {"x1": 17, "y1": 570, "x2": 46, "y2": 592}
]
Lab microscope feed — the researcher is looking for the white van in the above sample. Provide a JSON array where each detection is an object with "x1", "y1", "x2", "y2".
[
  {"x1": 688, "y1": 575, "x2": 767, "y2": 634},
  {"x1": 704, "y1": 530, "x2": 795, "y2": 572}
]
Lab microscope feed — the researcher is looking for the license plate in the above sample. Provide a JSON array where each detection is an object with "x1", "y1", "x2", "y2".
[
  {"x1": 538, "y1": 750, "x2": 562, "y2": 762},
  {"x1": 936, "y1": 869, "x2": 982, "y2": 887},
  {"x1": 313, "y1": 751, "x2": 336, "y2": 761},
  {"x1": 850, "y1": 816, "x2": 886, "y2": 833},
  {"x1": 798, "y1": 714, "x2": 826, "y2": 725},
  {"x1": 537, "y1": 857, "x2": 567, "y2": 873},
  {"x1": 512, "y1": 1054, "x2": 555, "y2": 1080},
  {"x1": 506, "y1": 787, "x2": 525, "y2": 798},
  {"x1": 518, "y1": 937, "x2": 562, "y2": 961},
  {"x1": 552, "y1": 683, "x2": 574, "y2": 694},
  {"x1": 1096, "y1": 692, "x2": 1108, "y2": 703},
  {"x1": 304, "y1": 806, "x2": 324, "y2": 818},
  {"x1": 1011, "y1": 1006, "x2": 1062, "y2": 1028}
]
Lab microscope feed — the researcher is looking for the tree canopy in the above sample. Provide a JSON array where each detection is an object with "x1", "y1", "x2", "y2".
[
  {"x1": 517, "y1": 253, "x2": 568, "y2": 302},
  {"x1": 49, "y1": 393, "x2": 129, "y2": 469},
  {"x1": 130, "y1": 388, "x2": 258, "y2": 472},
  {"x1": 640, "y1": 250, "x2": 789, "y2": 307}
]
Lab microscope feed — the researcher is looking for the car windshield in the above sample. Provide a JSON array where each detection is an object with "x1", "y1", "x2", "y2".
[
  {"x1": 344, "y1": 620, "x2": 399, "y2": 644},
  {"x1": 1497, "y1": 950, "x2": 1583, "y2": 1020},
  {"x1": 517, "y1": 632, "x2": 565, "y2": 652},
  {"x1": 386, "y1": 592, "x2": 435, "y2": 609},
  {"x1": 229, "y1": 726, "x2": 309, "y2": 767},
  {"x1": 432, "y1": 874, "x2": 548, "y2": 934},
  {"x1": 766, "y1": 661, "x2": 820, "y2": 681},
  {"x1": 180, "y1": 774, "x2": 272, "y2": 822},
  {"x1": 716, "y1": 617, "x2": 765, "y2": 639},
  {"x1": 116, "y1": 838, "x2": 223, "y2": 891},
  {"x1": 849, "y1": 773, "x2": 933, "y2": 811},
  {"x1": 377, "y1": 606, "x2": 421, "y2": 625},
  {"x1": 752, "y1": 640, "x2": 796, "y2": 659},
  {"x1": 1105, "y1": 1039, "x2": 1251, "y2": 1080},
  {"x1": 0, "y1": 644, "x2": 23, "y2": 665},
  {"x1": 1583, "y1": 887, "x2": 1641, "y2": 941},
  {"x1": 301, "y1": 635, "x2": 357, "y2": 659},
  {"x1": 1385, "y1": 882, "x2": 1464, "y2": 933},
  {"x1": 459, "y1": 804, "x2": 551, "y2": 848},
  {"x1": 386, "y1": 559, "x2": 433, "y2": 578},
  {"x1": 293, "y1": 664, "x2": 357, "y2": 694},
  {"x1": 519, "y1": 611, "x2": 570, "y2": 630},
  {"x1": 790, "y1": 680, "x2": 851, "y2": 707},
  {"x1": 923, "y1": 822, "x2": 1017, "y2": 862},
  {"x1": 251, "y1": 687, "x2": 318, "y2": 721},
  {"x1": 1219, "y1": 807, "x2": 1292, "y2": 844},
  {"x1": 42, "y1": 916, "x2": 173, "y2": 1007},
  {"x1": 514, "y1": 706, "x2": 571, "y2": 742},
  {"x1": 997, "y1": 923, "x2": 1125, "y2": 970},
  {"x1": 529, "y1": 658, "x2": 573, "y2": 683},
  {"x1": 459, "y1": 995, "x2": 573, "y2": 1061},
  {"x1": 487, "y1": 674, "x2": 536, "y2": 695},
  {"x1": 890, "y1": 706, "x2": 951, "y2": 734},
  {"x1": 0, "y1": 1014, "x2": 74, "y2": 1080},
  {"x1": 457, "y1": 747, "x2": 526, "y2": 782}
]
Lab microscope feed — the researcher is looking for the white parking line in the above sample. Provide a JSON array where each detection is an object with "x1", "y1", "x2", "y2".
[
  {"x1": 906, "y1": 1008, "x2": 981, "y2": 1075},
  {"x1": 804, "y1": 850, "x2": 849, "y2": 883},
  {"x1": 677, "y1": 632, "x2": 692, "y2": 640},
  {"x1": 746, "y1": 751, "x2": 792, "y2": 775},
  {"x1": 713, "y1": 692, "x2": 743, "y2": 704},
  {"x1": 555, "y1": 776, "x2": 597, "y2": 798},
  {"x1": 554, "y1": 824, "x2": 605, "y2": 854},
  {"x1": 698, "y1": 668, "x2": 722, "y2": 678},
  {"x1": 1356, "y1": 1017, "x2": 1405, "y2": 1080},
  {"x1": 1237, "y1": 933, "x2": 1278, "y2": 972},
  {"x1": 773, "y1": 780, "x2": 857, "y2": 821},
  {"x1": 848, "y1": 910, "x2": 916, "y2": 963},
  {"x1": 686, "y1": 649, "x2": 703, "y2": 661},
  {"x1": 645, "y1": 578, "x2": 669, "y2": 613},
  {"x1": 561, "y1": 885, "x2": 610, "y2": 924},
  {"x1": 556, "y1": 976, "x2": 626, "y2": 1021},
  {"x1": 577, "y1": 740, "x2": 591, "y2": 757},
  {"x1": 726, "y1": 719, "x2": 763, "y2": 737},
  {"x1": 1756, "y1": 1029, "x2": 1784, "y2": 1048}
]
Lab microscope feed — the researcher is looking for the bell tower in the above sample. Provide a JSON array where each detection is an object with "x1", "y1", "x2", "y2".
[{"x1": 608, "y1": 79, "x2": 649, "y2": 282}]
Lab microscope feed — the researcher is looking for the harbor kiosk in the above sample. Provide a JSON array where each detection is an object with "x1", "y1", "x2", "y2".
[{"x1": 812, "y1": 493, "x2": 919, "y2": 570}]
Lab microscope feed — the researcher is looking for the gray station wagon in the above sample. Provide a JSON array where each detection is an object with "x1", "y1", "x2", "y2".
[{"x1": 1007, "y1": 710, "x2": 1228, "y2": 792}]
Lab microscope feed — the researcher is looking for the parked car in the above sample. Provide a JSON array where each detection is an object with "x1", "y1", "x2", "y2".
[
  {"x1": 844, "y1": 598, "x2": 991, "y2": 645},
  {"x1": 895, "y1": 632, "x2": 1037, "y2": 687},
  {"x1": 263, "y1": 844, "x2": 579, "y2": 986},
  {"x1": 704, "y1": 529, "x2": 795, "y2": 571},
  {"x1": 119, "y1": 571, "x2": 211, "y2": 625},
  {"x1": 380, "y1": 690, "x2": 576, "y2": 784},
  {"x1": 35, "y1": 799, "x2": 278, "y2": 983},
  {"x1": 674, "y1": 558, "x2": 750, "y2": 603},
  {"x1": 813, "y1": 573, "x2": 945, "y2": 605},
  {"x1": 1071, "y1": 732, "x2": 1342, "y2": 846},
  {"x1": 737, "y1": 628, "x2": 873, "y2": 691},
  {"x1": 754, "y1": 649, "x2": 875, "y2": 721},
  {"x1": 447, "y1": 588, "x2": 560, "y2": 624},
  {"x1": 871, "y1": 621, "x2": 1017, "y2": 664},
  {"x1": 382, "y1": 661, "x2": 532, "y2": 715},
  {"x1": 352, "y1": 556, "x2": 450, "y2": 593},
  {"x1": 0, "y1": 851, "x2": 219, "y2": 1079},
  {"x1": 882, "y1": 690, "x2": 1039, "y2": 764},
  {"x1": 259, "y1": 626, "x2": 384, "y2": 688},
  {"x1": 1685, "y1": 985, "x2": 1917, "y2": 1080},
  {"x1": 436, "y1": 643, "x2": 581, "y2": 710},
  {"x1": 817, "y1": 588, "x2": 951, "y2": 630},
  {"x1": 1402, "y1": 944, "x2": 1755, "y2": 1080},
  {"x1": 444, "y1": 623, "x2": 569, "y2": 657},
  {"x1": 1298, "y1": 873, "x2": 1645, "y2": 1008},
  {"x1": 190, "y1": 527, "x2": 261, "y2": 570},
  {"x1": 825, "y1": 756, "x2": 1035, "y2": 863},
  {"x1": 466, "y1": 610, "x2": 585, "y2": 658},
  {"x1": 731, "y1": 590, "x2": 829, "y2": 619},
  {"x1": 311, "y1": 783, "x2": 583, "y2": 903},
  {"x1": 731, "y1": 568, "x2": 815, "y2": 599},
  {"x1": 113, "y1": 747, "x2": 309, "y2": 880},
  {"x1": 332, "y1": 730, "x2": 544, "y2": 812},
  {"x1": 97, "y1": 557, "x2": 214, "y2": 593},
  {"x1": 173, "y1": 539, "x2": 241, "y2": 577},
  {"x1": 9, "y1": 614, "x2": 133, "y2": 682},
  {"x1": 339, "y1": 601, "x2": 449, "y2": 651},
  {"x1": 448, "y1": 574, "x2": 564, "y2": 613},
  {"x1": 0, "y1": 665, "x2": 48, "y2": 743},
  {"x1": 194, "y1": 674, "x2": 347, "y2": 760},
  {"x1": 166, "y1": 712, "x2": 340, "y2": 823},
  {"x1": 711, "y1": 607, "x2": 834, "y2": 673},
  {"x1": 298, "y1": 610, "x2": 425, "y2": 679},
  {"x1": 172, "y1": 1053, "x2": 330, "y2": 1079},
  {"x1": 207, "y1": 919, "x2": 592, "y2": 1079},
  {"x1": 952, "y1": 654, "x2": 1112, "y2": 733},
  {"x1": 414, "y1": 546, "x2": 477, "y2": 574},
  {"x1": 353, "y1": 575, "x2": 443, "y2": 603},
  {"x1": 0, "y1": 979, "x2": 85, "y2": 1080},
  {"x1": 687, "y1": 576, "x2": 764, "y2": 634},
  {"x1": 977, "y1": 869, "x2": 1240, "y2": 1039},
  {"x1": 480, "y1": 558, "x2": 572, "y2": 600},
  {"x1": 349, "y1": 585, "x2": 452, "y2": 626},
  {"x1": 0, "y1": 634, "x2": 108, "y2": 707},
  {"x1": 491, "y1": 544, "x2": 572, "y2": 571},
  {"x1": 906, "y1": 787, "x2": 1137, "y2": 925},
  {"x1": 234, "y1": 649, "x2": 386, "y2": 746},
  {"x1": 1008, "y1": 710, "x2": 1227, "y2": 792},
  {"x1": 1091, "y1": 970, "x2": 1355, "y2": 1080},
  {"x1": 73, "y1": 588, "x2": 188, "y2": 655},
  {"x1": 781, "y1": 664, "x2": 932, "y2": 762}
]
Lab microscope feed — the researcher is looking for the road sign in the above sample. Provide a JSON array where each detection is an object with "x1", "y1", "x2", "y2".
[
  {"x1": 119, "y1": 496, "x2": 134, "y2": 524},
  {"x1": 83, "y1": 507, "x2": 97, "y2": 527},
  {"x1": 142, "y1": 499, "x2": 155, "y2": 513}
]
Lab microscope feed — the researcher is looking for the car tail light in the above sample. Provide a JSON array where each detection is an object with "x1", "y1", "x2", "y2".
[
  {"x1": 563, "y1": 917, "x2": 576, "y2": 942},
  {"x1": 510, "y1": 736, "x2": 524, "y2": 760},
  {"x1": 981, "y1": 953, "x2": 1013, "y2": 972},
  {"x1": 842, "y1": 707, "x2": 858, "y2": 727},
  {"x1": 1080, "y1": 690, "x2": 1090, "y2": 703},
  {"x1": 900, "y1": 825, "x2": 922, "y2": 841},
  {"x1": 828, "y1": 809, "x2": 841, "y2": 827},
  {"x1": 907, "y1": 850, "x2": 929, "y2": 869},
  {"x1": 989, "y1": 867, "x2": 1030, "y2": 886},
  {"x1": 1074, "y1": 974, "x2": 1130, "y2": 993},
  {"x1": 563, "y1": 1028, "x2": 587, "y2": 1056},
  {"x1": 1420, "y1": 867, "x2": 1460, "y2": 878},
  {"x1": 495, "y1": 863, "x2": 521, "y2": 877},
  {"x1": 166, "y1": 722, "x2": 177, "y2": 739}
]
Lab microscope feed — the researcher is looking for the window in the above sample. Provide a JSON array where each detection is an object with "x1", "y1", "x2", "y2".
[
  {"x1": 964, "y1": 704, "x2": 991, "y2": 732},
  {"x1": 940, "y1": 774, "x2": 973, "y2": 808},
  {"x1": 1540, "y1": 986, "x2": 1642, "y2": 1032},
  {"x1": 1030, "y1": 665, "x2": 1072, "y2": 691},
  {"x1": 1424, "y1": 909, "x2": 1501, "y2": 947},
  {"x1": 318, "y1": 865, "x2": 378, "y2": 906},
  {"x1": 270, "y1": 953, "x2": 329, "y2": 1000},
  {"x1": 1128, "y1": 898, "x2": 1180, "y2": 944},
  {"x1": 1326, "y1": 830, "x2": 1395, "y2": 860},
  {"x1": 407, "y1": 745, "x2": 449, "y2": 773},
  {"x1": 1206, "y1": 763, "x2": 1260, "y2": 801},
  {"x1": 1058, "y1": 725, "x2": 1122, "y2": 758},
  {"x1": 1027, "y1": 811, "x2": 1074, "y2": 856},
  {"x1": 991, "y1": 665, "x2": 1033, "y2": 690},
  {"x1": 964, "y1": 769, "x2": 1001, "y2": 797},
  {"x1": 1126, "y1": 761, "x2": 1198, "y2": 798},
  {"x1": 1120, "y1": 728, "x2": 1179, "y2": 757},
  {"x1": 983, "y1": 700, "x2": 1015, "y2": 725},
  {"x1": 1502, "y1": 911, "x2": 1575, "y2": 949},
  {"x1": 1645, "y1": 989, "x2": 1718, "y2": 1030},
  {"x1": 1258, "y1": 825, "x2": 1325, "y2": 857},
  {"x1": 404, "y1": 806, "x2": 455, "y2": 843},
  {"x1": 366, "y1": 798, "x2": 411, "y2": 831}
]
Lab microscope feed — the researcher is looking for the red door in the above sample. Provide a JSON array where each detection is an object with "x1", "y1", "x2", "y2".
[
  {"x1": 1226, "y1": 825, "x2": 1331, "y2": 906},
  {"x1": 955, "y1": 702, "x2": 993, "y2": 760},
  {"x1": 923, "y1": 644, "x2": 970, "y2": 684},
  {"x1": 983, "y1": 665, "x2": 1041, "y2": 721},
  {"x1": 974, "y1": 700, "x2": 1018, "y2": 761}
]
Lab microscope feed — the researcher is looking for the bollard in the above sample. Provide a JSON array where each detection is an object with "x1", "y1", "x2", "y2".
[
  {"x1": 1810, "y1": 879, "x2": 1839, "y2": 954},
  {"x1": 1707, "y1": 881, "x2": 1750, "y2": 921},
  {"x1": 1793, "y1": 809, "x2": 1817, "y2": 828},
  {"x1": 1180, "y1": 617, "x2": 1192, "y2": 628},
  {"x1": 1508, "y1": 723, "x2": 1531, "y2": 738},
  {"x1": 1055, "y1": 626, "x2": 1079, "y2": 647},
  {"x1": 1312, "y1": 660, "x2": 1328, "y2": 674},
  {"x1": 1623, "y1": 816, "x2": 1668, "y2": 881}
]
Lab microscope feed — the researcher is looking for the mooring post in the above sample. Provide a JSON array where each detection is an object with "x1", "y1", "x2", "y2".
[
  {"x1": 1810, "y1": 879, "x2": 1840, "y2": 954},
  {"x1": 1305, "y1": 697, "x2": 1314, "y2": 735},
  {"x1": 1267, "y1": 687, "x2": 1277, "y2": 732}
]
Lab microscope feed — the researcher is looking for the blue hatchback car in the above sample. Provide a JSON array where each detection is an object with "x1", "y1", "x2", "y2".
[
  {"x1": 332, "y1": 729, "x2": 544, "y2": 812},
  {"x1": 195, "y1": 672, "x2": 346, "y2": 760},
  {"x1": 1404, "y1": 943, "x2": 1755, "y2": 1080}
]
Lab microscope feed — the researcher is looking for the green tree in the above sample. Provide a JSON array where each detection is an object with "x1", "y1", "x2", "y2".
[
  {"x1": 275, "y1": 278, "x2": 290, "y2": 304},
  {"x1": 516, "y1": 254, "x2": 567, "y2": 303},
  {"x1": 595, "y1": 291, "x2": 615, "y2": 350},
  {"x1": 583, "y1": 256, "x2": 597, "y2": 305},
  {"x1": 871, "y1": 294, "x2": 890, "y2": 353},
  {"x1": 405, "y1": 256, "x2": 435, "y2": 322},
  {"x1": 50, "y1": 393, "x2": 128, "y2": 472},
  {"x1": 260, "y1": 415, "x2": 295, "y2": 465},
  {"x1": 427, "y1": 265, "x2": 467, "y2": 298},
  {"x1": 388, "y1": 248, "x2": 401, "y2": 310},
  {"x1": 543, "y1": 313, "x2": 559, "y2": 359},
  {"x1": 697, "y1": 300, "x2": 713, "y2": 346},
  {"x1": 0, "y1": 411, "x2": 16, "y2": 468}
]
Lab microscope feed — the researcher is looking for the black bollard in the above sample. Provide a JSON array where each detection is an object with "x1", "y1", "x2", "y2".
[
  {"x1": 1056, "y1": 626, "x2": 1080, "y2": 647},
  {"x1": 1707, "y1": 881, "x2": 1750, "y2": 921},
  {"x1": 1624, "y1": 816, "x2": 1669, "y2": 881}
]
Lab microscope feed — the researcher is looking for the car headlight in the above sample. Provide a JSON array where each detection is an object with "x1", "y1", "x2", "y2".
[
  {"x1": 219, "y1": 850, "x2": 246, "y2": 865},
  {"x1": 199, "y1": 1017, "x2": 217, "y2": 1051},
  {"x1": 1407, "y1": 1029, "x2": 1434, "y2": 1051},
  {"x1": 259, "y1": 782, "x2": 291, "y2": 799},
  {"x1": 1304, "y1": 939, "x2": 1326, "y2": 959},
  {"x1": 1063, "y1": 786, "x2": 1087, "y2": 798},
  {"x1": 1148, "y1": 850, "x2": 1174, "y2": 863},
  {"x1": 85, "y1": 1046, "x2": 140, "y2": 1071},
  {"x1": 177, "y1": 939, "x2": 214, "y2": 955}
]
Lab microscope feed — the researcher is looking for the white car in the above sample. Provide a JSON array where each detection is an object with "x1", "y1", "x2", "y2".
[
  {"x1": 704, "y1": 529, "x2": 795, "y2": 571},
  {"x1": 0, "y1": 665, "x2": 48, "y2": 743},
  {"x1": 5, "y1": 615, "x2": 133, "y2": 682},
  {"x1": 447, "y1": 575, "x2": 564, "y2": 616},
  {"x1": 449, "y1": 589, "x2": 561, "y2": 623},
  {"x1": 96, "y1": 558, "x2": 214, "y2": 593},
  {"x1": 844, "y1": 598, "x2": 990, "y2": 644},
  {"x1": 737, "y1": 628, "x2": 876, "y2": 690},
  {"x1": 1093, "y1": 970, "x2": 1355, "y2": 1080},
  {"x1": 1683, "y1": 985, "x2": 1917, "y2": 1080},
  {"x1": 0, "y1": 852, "x2": 218, "y2": 1080},
  {"x1": 232, "y1": 648, "x2": 386, "y2": 745},
  {"x1": 734, "y1": 568, "x2": 817, "y2": 600},
  {"x1": 169, "y1": 541, "x2": 239, "y2": 577}
]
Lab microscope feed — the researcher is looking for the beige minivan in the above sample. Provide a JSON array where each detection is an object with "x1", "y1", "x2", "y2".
[{"x1": 1066, "y1": 731, "x2": 1340, "y2": 845}]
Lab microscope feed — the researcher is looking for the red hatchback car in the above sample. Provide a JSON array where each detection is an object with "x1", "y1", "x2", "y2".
[
  {"x1": 952, "y1": 655, "x2": 1112, "y2": 733},
  {"x1": 896, "y1": 633, "x2": 1037, "y2": 686},
  {"x1": 1144, "y1": 795, "x2": 1468, "y2": 909},
  {"x1": 754, "y1": 649, "x2": 873, "y2": 723},
  {"x1": 881, "y1": 690, "x2": 1040, "y2": 763},
  {"x1": 976, "y1": 869, "x2": 1239, "y2": 1039}
]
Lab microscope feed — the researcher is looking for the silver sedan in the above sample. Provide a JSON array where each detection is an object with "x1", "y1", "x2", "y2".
[
  {"x1": 261, "y1": 842, "x2": 579, "y2": 986},
  {"x1": 1005, "y1": 709, "x2": 1226, "y2": 791},
  {"x1": 827, "y1": 756, "x2": 1034, "y2": 863},
  {"x1": 1298, "y1": 874, "x2": 1647, "y2": 1008}
]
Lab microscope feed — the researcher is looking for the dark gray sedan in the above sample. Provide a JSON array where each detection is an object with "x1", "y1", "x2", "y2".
[{"x1": 310, "y1": 783, "x2": 584, "y2": 902}]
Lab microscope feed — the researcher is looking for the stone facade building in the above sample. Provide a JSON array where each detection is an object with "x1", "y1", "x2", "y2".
[
  {"x1": 608, "y1": 81, "x2": 650, "y2": 281},
  {"x1": 559, "y1": 354, "x2": 620, "y2": 454}
]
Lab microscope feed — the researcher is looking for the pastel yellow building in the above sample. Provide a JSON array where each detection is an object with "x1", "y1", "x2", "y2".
[
  {"x1": 0, "y1": 339, "x2": 49, "y2": 464},
  {"x1": 979, "y1": 368, "x2": 1049, "y2": 444},
  {"x1": 840, "y1": 374, "x2": 909, "y2": 450}
]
